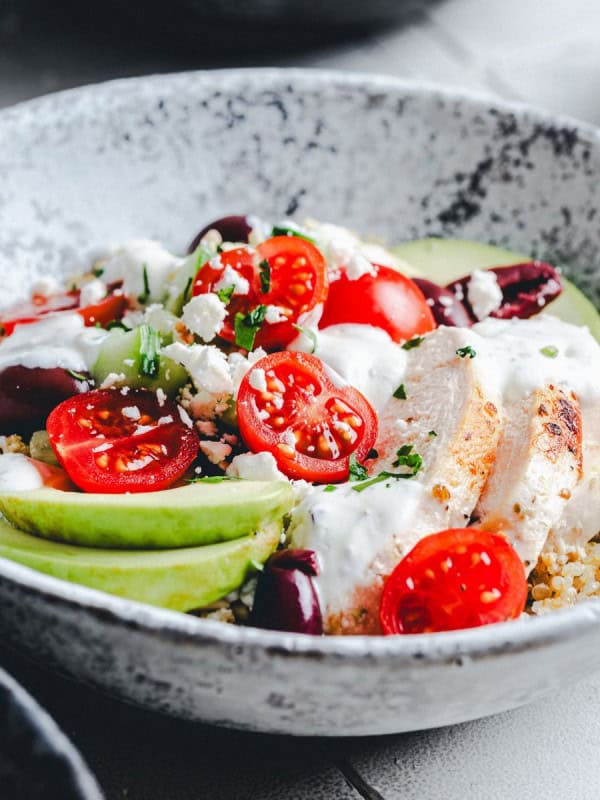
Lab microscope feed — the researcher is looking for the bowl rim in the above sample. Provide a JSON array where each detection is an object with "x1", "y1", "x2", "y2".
[{"x1": 2, "y1": 67, "x2": 600, "y2": 666}]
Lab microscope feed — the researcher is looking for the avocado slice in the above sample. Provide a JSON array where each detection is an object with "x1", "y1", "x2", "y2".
[
  {"x1": 0, "y1": 481, "x2": 293, "y2": 549},
  {"x1": 0, "y1": 515, "x2": 280, "y2": 611},
  {"x1": 392, "y1": 238, "x2": 600, "y2": 341}
]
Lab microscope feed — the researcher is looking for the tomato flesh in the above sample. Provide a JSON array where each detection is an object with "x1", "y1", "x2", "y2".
[
  {"x1": 237, "y1": 351, "x2": 377, "y2": 481},
  {"x1": 0, "y1": 290, "x2": 126, "y2": 336},
  {"x1": 192, "y1": 236, "x2": 328, "y2": 350},
  {"x1": 46, "y1": 389, "x2": 199, "y2": 493},
  {"x1": 379, "y1": 528, "x2": 527, "y2": 634},
  {"x1": 319, "y1": 264, "x2": 436, "y2": 343}
]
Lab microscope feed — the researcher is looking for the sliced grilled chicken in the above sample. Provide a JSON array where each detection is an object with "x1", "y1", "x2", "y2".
[
  {"x1": 546, "y1": 408, "x2": 600, "y2": 551},
  {"x1": 292, "y1": 327, "x2": 503, "y2": 635},
  {"x1": 474, "y1": 385, "x2": 582, "y2": 573}
]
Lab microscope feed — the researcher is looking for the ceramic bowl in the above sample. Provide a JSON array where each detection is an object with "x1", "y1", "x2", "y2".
[{"x1": 1, "y1": 70, "x2": 600, "y2": 736}]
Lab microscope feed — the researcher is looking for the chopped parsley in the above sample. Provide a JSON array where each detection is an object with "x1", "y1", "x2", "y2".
[
  {"x1": 137, "y1": 264, "x2": 151, "y2": 305},
  {"x1": 348, "y1": 454, "x2": 369, "y2": 482},
  {"x1": 540, "y1": 345, "x2": 559, "y2": 358},
  {"x1": 106, "y1": 319, "x2": 131, "y2": 331},
  {"x1": 351, "y1": 444, "x2": 423, "y2": 492},
  {"x1": 216, "y1": 285, "x2": 235, "y2": 305},
  {"x1": 234, "y1": 304, "x2": 267, "y2": 350},
  {"x1": 323, "y1": 484, "x2": 338, "y2": 493},
  {"x1": 139, "y1": 324, "x2": 161, "y2": 378},
  {"x1": 188, "y1": 475, "x2": 239, "y2": 484},
  {"x1": 271, "y1": 225, "x2": 315, "y2": 244},
  {"x1": 402, "y1": 336, "x2": 424, "y2": 351},
  {"x1": 428, "y1": 430, "x2": 437, "y2": 438},
  {"x1": 92, "y1": 266, "x2": 104, "y2": 278},
  {"x1": 456, "y1": 345, "x2": 477, "y2": 359},
  {"x1": 292, "y1": 324, "x2": 318, "y2": 354},
  {"x1": 182, "y1": 276, "x2": 194, "y2": 305},
  {"x1": 393, "y1": 383, "x2": 407, "y2": 400},
  {"x1": 392, "y1": 444, "x2": 423, "y2": 476},
  {"x1": 66, "y1": 369, "x2": 87, "y2": 382},
  {"x1": 259, "y1": 259, "x2": 271, "y2": 293}
]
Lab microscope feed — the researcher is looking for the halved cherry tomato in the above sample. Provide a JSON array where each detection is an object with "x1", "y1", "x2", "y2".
[
  {"x1": 380, "y1": 528, "x2": 527, "y2": 635},
  {"x1": 319, "y1": 265, "x2": 436, "y2": 343},
  {"x1": 192, "y1": 236, "x2": 328, "y2": 350},
  {"x1": 46, "y1": 389, "x2": 199, "y2": 493},
  {"x1": 0, "y1": 290, "x2": 127, "y2": 337},
  {"x1": 237, "y1": 351, "x2": 377, "y2": 482}
]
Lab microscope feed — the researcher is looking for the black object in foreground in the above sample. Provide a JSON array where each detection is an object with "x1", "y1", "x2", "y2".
[{"x1": 187, "y1": 215, "x2": 252, "y2": 254}]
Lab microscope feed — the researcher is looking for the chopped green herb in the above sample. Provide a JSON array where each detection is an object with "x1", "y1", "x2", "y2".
[
  {"x1": 216, "y1": 285, "x2": 235, "y2": 305},
  {"x1": 456, "y1": 345, "x2": 477, "y2": 359},
  {"x1": 137, "y1": 264, "x2": 151, "y2": 304},
  {"x1": 540, "y1": 345, "x2": 559, "y2": 358},
  {"x1": 402, "y1": 336, "x2": 424, "y2": 351},
  {"x1": 106, "y1": 319, "x2": 131, "y2": 331},
  {"x1": 182, "y1": 276, "x2": 193, "y2": 305},
  {"x1": 392, "y1": 444, "x2": 423, "y2": 477},
  {"x1": 139, "y1": 324, "x2": 161, "y2": 377},
  {"x1": 393, "y1": 383, "x2": 407, "y2": 400},
  {"x1": 428, "y1": 430, "x2": 437, "y2": 438},
  {"x1": 366, "y1": 448, "x2": 379, "y2": 459},
  {"x1": 348, "y1": 454, "x2": 369, "y2": 482},
  {"x1": 66, "y1": 369, "x2": 87, "y2": 382},
  {"x1": 292, "y1": 324, "x2": 318, "y2": 355},
  {"x1": 323, "y1": 484, "x2": 338, "y2": 493},
  {"x1": 234, "y1": 304, "x2": 267, "y2": 351},
  {"x1": 92, "y1": 266, "x2": 104, "y2": 278},
  {"x1": 271, "y1": 225, "x2": 315, "y2": 244},
  {"x1": 259, "y1": 259, "x2": 271, "y2": 293},
  {"x1": 70, "y1": 282, "x2": 78, "y2": 292},
  {"x1": 187, "y1": 475, "x2": 239, "y2": 484}
]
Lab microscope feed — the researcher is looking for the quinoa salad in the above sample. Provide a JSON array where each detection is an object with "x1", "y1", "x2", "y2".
[{"x1": 0, "y1": 213, "x2": 599, "y2": 636}]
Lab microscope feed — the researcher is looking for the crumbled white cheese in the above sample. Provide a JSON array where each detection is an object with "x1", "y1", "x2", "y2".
[
  {"x1": 162, "y1": 342, "x2": 233, "y2": 394},
  {"x1": 101, "y1": 239, "x2": 181, "y2": 303},
  {"x1": 467, "y1": 269, "x2": 503, "y2": 321},
  {"x1": 228, "y1": 348, "x2": 267, "y2": 396},
  {"x1": 213, "y1": 265, "x2": 250, "y2": 296},
  {"x1": 176, "y1": 405, "x2": 194, "y2": 429},
  {"x1": 264, "y1": 305, "x2": 288, "y2": 325},
  {"x1": 181, "y1": 294, "x2": 227, "y2": 342},
  {"x1": 199, "y1": 229, "x2": 222, "y2": 251},
  {"x1": 226, "y1": 451, "x2": 287, "y2": 481},
  {"x1": 209, "y1": 254, "x2": 225, "y2": 271},
  {"x1": 199, "y1": 441, "x2": 232, "y2": 464},
  {"x1": 249, "y1": 368, "x2": 268, "y2": 392},
  {"x1": 99, "y1": 372, "x2": 126, "y2": 388},
  {"x1": 79, "y1": 278, "x2": 107, "y2": 307},
  {"x1": 0, "y1": 454, "x2": 44, "y2": 491},
  {"x1": 155, "y1": 387, "x2": 167, "y2": 407},
  {"x1": 121, "y1": 405, "x2": 141, "y2": 420}
]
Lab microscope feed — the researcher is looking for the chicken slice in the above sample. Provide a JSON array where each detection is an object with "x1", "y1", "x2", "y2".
[
  {"x1": 474, "y1": 385, "x2": 582, "y2": 573},
  {"x1": 291, "y1": 327, "x2": 503, "y2": 635}
]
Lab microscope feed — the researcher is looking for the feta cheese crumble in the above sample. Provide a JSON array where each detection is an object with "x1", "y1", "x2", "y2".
[
  {"x1": 467, "y1": 269, "x2": 503, "y2": 321},
  {"x1": 213, "y1": 265, "x2": 250, "y2": 296},
  {"x1": 226, "y1": 452, "x2": 287, "y2": 481},
  {"x1": 180, "y1": 294, "x2": 228, "y2": 342}
]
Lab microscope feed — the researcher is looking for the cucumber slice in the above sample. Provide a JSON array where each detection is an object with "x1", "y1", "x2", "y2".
[
  {"x1": 92, "y1": 324, "x2": 188, "y2": 394},
  {"x1": 164, "y1": 245, "x2": 212, "y2": 315},
  {"x1": 392, "y1": 238, "x2": 600, "y2": 341}
]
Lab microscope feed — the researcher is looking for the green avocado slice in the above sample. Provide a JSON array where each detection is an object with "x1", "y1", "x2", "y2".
[
  {"x1": 0, "y1": 481, "x2": 293, "y2": 549},
  {"x1": 0, "y1": 516, "x2": 280, "y2": 611},
  {"x1": 392, "y1": 237, "x2": 600, "y2": 341}
]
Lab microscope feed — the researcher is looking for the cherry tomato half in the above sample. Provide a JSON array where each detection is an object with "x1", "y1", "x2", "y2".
[
  {"x1": 46, "y1": 389, "x2": 199, "y2": 493},
  {"x1": 380, "y1": 528, "x2": 527, "y2": 634},
  {"x1": 0, "y1": 290, "x2": 127, "y2": 337},
  {"x1": 237, "y1": 351, "x2": 377, "y2": 482},
  {"x1": 319, "y1": 264, "x2": 436, "y2": 344},
  {"x1": 192, "y1": 236, "x2": 328, "y2": 350}
]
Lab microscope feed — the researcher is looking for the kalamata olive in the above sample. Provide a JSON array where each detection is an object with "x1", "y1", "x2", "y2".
[
  {"x1": 187, "y1": 215, "x2": 252, "y2": 254},
  {"x1": 0, "y1": 366, "x2": 90, "y2": 436},
  {"x1": 412, "y1": 278, "x2": 473, "y2": 328},
  {"x1": 446, "y1": 261, "x2": 563, "y2": 322},
  {"x1": 250, "y1": 548, "x2": 323, "y2": 635}
]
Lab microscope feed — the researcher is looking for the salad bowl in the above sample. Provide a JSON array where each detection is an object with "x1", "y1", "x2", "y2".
[{"x1": 2, "y1": 69, "x2": 600, "y2": 735}]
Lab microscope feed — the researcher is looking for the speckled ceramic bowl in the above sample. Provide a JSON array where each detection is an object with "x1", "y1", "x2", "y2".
[{"x1": 2, "y1": 70, "x2": 600, "y2": 736}]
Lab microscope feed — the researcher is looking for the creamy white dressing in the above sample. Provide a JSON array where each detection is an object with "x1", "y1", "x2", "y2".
[
  {"x1": 288, "y1": 323, "x2": 407, "y2": 412},
  {"x1": 289, "y1": 479, "x2": 426, "y2": 612},
  {"x1": 0, "y1": 313, "x2": 108, "y2": 372},
  {"x1": 101, "y1": 239, "x2": 182, "y2": 302}
]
